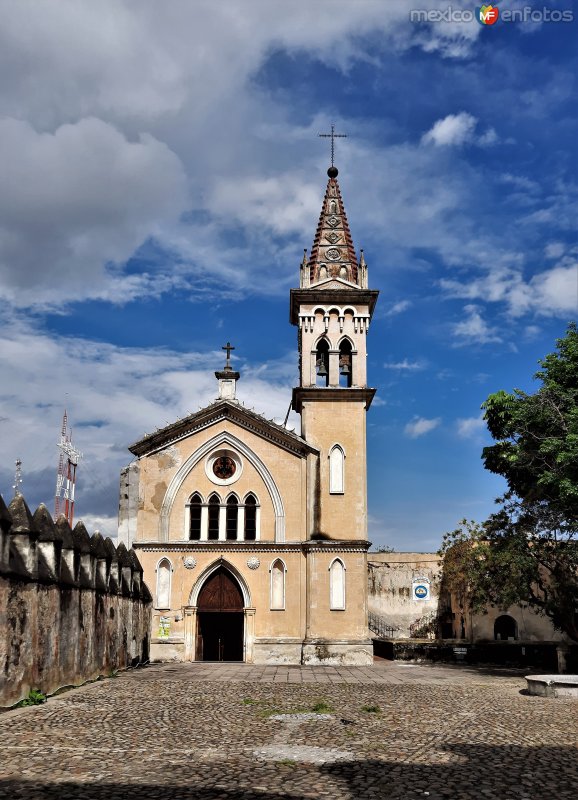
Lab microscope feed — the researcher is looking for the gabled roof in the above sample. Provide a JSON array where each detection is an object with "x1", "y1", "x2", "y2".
[{"x1": 129, "y1": 399, "x2": 318, "y2": 458}]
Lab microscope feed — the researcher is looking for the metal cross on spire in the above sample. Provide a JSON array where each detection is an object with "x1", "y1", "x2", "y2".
[
  {"x1": 222, "y1": 341, "x2": 235, "y2": 368},
  {"x1": 318, "y1": 124, "x2": 347, "y2": 167}
]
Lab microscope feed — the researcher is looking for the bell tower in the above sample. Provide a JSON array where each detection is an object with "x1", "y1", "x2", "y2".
[{"x1": 291, "y1": 164, "x2": 379, "y2": 542}]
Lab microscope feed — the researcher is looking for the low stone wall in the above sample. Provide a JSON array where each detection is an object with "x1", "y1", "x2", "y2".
[
  {"x1": 374, "y1": 639, "x2": 566, "y2": 671},
  {"x1": 0, "y1": 493, "x2": 152, "y2": 707}
]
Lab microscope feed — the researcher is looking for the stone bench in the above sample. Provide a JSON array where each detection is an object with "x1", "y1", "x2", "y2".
[{"x1": 525, "y1": 675, "x2": 578, "y2": 698}]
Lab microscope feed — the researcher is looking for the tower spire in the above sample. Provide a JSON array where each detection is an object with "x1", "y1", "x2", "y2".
[{"x1": 304, "y1": 169, "x2": 359, "y2": 286}]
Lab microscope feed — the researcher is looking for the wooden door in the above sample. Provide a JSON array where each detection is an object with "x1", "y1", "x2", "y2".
[{"x1": 197, "y1": 567, "x2": 244, "y2": 611}]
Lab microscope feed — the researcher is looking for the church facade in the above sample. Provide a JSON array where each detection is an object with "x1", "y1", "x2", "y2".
[{"x1": 118, "y1": 165, "x2": 379, "y2": 665}]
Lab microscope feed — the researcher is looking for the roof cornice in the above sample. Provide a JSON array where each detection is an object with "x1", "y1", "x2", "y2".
[
  {"x1": 289, "y1": 288, "x2": 379, "y2": 324},
  {"x1": 129, "y1": 400, "x2": 318, "y2": 458},
  {"x1": 292, "y1": 386, "x2": 376, "y2": 412}
]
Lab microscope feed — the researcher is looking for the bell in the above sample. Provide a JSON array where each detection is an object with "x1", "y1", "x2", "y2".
[
  {"x1": 339, "y1": 357, "x2": 351, "y2": 375},
  {"x1": 316, "y1": 357, "x2": 327, "y2": 376}
]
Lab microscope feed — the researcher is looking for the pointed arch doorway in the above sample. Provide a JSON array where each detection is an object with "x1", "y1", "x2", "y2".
[{"x1": 195, "y1": 566, "x2": 244, "y2": 661}]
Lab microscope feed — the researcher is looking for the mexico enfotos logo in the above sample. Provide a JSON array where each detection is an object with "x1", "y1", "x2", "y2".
[{"x1": 409, "y1": 5, "x2": 573, "y2": 24}]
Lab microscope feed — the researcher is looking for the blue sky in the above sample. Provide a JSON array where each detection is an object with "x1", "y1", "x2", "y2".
[{"x1": 0, "y1": 1, "x2": 576, "y2": 550}]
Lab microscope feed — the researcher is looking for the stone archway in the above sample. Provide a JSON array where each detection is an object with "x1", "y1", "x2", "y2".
[
  {"x1": 195, "y1": 566, "x2": 244, "y2": 661},
  {"x1": 494, "y1": 614, "x2": 518, "y2": 641}
]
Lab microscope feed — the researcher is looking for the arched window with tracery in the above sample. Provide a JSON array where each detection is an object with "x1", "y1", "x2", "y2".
[
  {"x1": 244, "y1": 494, "x2": 257, "y2": 540},
  {"x1": 270, "y1": 559, "x2": 286, "y2": 610},
  {"x1": 329, "y1": 558, "x2": 346, "y2": 610},
  {"x1": 315, "y1": 338, "x2": 330, "y2": 387},
  {"x1": 189, "y1": 493, "x2": 202, "y2": 540},
  {"x1": 156, "y1": 558, "x2": 172, "y2": 609},
  {"x1": 329, "y1": 444, "x2": 345, "y2": 494},
  {"x1": 208, "y1": 493, "x2": 220, "y2": 540},
  {"x1": 339, "y1": 339, "x2": 353, "y2": 388},
  {"x1": 226, "y1": 495, "x2": 239, "y2": 540}
]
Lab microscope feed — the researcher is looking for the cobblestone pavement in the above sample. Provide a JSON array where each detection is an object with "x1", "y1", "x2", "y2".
[{"x1": 2, "y1": 660, "x2": 577, "y2": 800}]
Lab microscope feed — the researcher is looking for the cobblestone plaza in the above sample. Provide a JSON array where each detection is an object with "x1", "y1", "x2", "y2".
[{"x1": 2, "y1": 661, "x2": 577, "y2": 799}]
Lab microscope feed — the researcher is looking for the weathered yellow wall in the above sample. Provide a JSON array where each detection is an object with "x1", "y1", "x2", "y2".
[
  {"x1": 134, "y1": 420, "x2": 306, "y2": 543},
  {"x1": 301, "y1": 401, "x2": 367, "y2": 541}
]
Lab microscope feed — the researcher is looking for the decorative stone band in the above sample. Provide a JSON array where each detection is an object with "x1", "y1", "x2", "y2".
[
  {"x1": 134, "y1": 542, "x2": 305, "y2": 553},
  {"x1": 133, "y1": 539, "x2": 371, "y2": 554}
]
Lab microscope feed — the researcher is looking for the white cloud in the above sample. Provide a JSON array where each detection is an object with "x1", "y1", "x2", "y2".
[
  {"x1": 384, "y1": 300, "x2": 412, "y2": 317},
  {"x1": 421, "y1": 112, "x2": 477, "y2": 147},
  {"x1": 441, "y1": 259, "x2": 577, "y2": 319},
  {"x1": 404, "y1": 416, "x2": 441, "y2": 438},
  {"x1": 0, "y1": 117, "x2": 188, "y2": 307},
  {"x1": 0, "y1": 313, "x2": 300, "y2": 536},
  {"x1": 530, "y1": 262, "x2": 578, "y2": 316},
  {"x1": 478, "y1": 127, "x2": 498, "y2": 146},
  {"x1": 456, "y1": 415, "x2": 485, "y2": 438},
  {"x1": 453, "y1": 305, "x2": 502, "y2": 345},
  {"x1": 383, "y1": 358, "x2": 426, "y2": 371},
  {"x1": 0, "y1": 1, "x2": 485, "y2": 310},
  {"x1": 544, "y1": 242, "x2": 565, "y2": 260}
]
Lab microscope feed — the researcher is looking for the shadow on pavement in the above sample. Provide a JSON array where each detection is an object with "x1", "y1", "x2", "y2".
[{"x1": 1, "y1": 742, "x2": 576, "y2": 799}]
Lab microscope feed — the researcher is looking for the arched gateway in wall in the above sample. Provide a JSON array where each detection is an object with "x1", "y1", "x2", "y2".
[{"x1": 193, "y1": 565, "x2": 246, "y2": 662}]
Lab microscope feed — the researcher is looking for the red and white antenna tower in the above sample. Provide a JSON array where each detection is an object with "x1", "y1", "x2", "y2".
[{"x1": 55, "y1": 410, "x2": 83, "y2": 525}]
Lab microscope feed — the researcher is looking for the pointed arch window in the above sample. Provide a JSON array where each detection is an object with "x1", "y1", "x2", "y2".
[
  {"x1": 339, "y1": 339, "x2": 353, "y2": 388},
  {"x1": 226, "y1": 495, "x2": 239, "y2": 540},
  {"x1": 208, "y1": 493, "x2": 220, "y2": 540},
  {"x1": 189, "y1": 493, "x2": 202, "y2": 540},
  {"x1": 270, "y1": 559, "x2": 286, "y2": 610},
  {"x1": 156, "y1": 558, "x2": 172, "y2": 609},
  {"x1": 329, "y1": 445, "x2": 345, "y2": 494},
  {"x1": 315, "y1": 338, "x2": 330, "y2": 387},
  {"x1": 329, "y1": 558, "x2": 346, "y2": 610},
  {"x1": 244, "y1": 494, "x2": 257, "y2": 541}
]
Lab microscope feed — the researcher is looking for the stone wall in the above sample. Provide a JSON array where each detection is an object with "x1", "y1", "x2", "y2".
[
  {"x1": 0, "y1": 493, "x2": 152, "y2": 708},
  {"x1": 368, "y1": 553, "x2": 442, "y2": 639}
]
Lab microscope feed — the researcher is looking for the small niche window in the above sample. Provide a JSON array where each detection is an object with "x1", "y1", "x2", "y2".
[
  {"x1": 270, "y1": 559, "x2": 286, "y2": 610},
  {"x1": 244, "y1": 494, "x2": 257, "y2": 541},
  {"x1": 329, "y1": 558, "x2": 346, "y2": 610},
  {"x1": 329, "y1": 445, "x2": 345, "y2": 494},
  {"x1": 189, "y1": 493, "x2": 202, "y2": 540},
  {"x1": 339, "y1": 339, "x2": 353, "y2": 388},
  {"x1": 156, "y1": 558, "x2": 172, "y2": 610},
  {"x1": 226, "y1": 495, "x2": 238, "y2": 540},
  {"x1": 315, "y1": 338, "x2": 330, "y2": 387},
  {"x1": 208, "y1": 494, "x2": 220, "y2": 540}
]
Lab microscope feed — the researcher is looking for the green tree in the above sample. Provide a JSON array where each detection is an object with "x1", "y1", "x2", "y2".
[
  {"x1": 481, "y1": 322, "x2": 578, "y2": 524},
  {"x1": 440, "y1": 324, "x2": 578, "y2": 642}
]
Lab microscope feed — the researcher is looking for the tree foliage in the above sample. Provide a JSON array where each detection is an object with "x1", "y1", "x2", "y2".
[
  {"x1": 440, "y1": 324, "x2": 578, "y2": 642},
  {"x1": 481, "y1": 322, "x2": 578, "y2": 524}
]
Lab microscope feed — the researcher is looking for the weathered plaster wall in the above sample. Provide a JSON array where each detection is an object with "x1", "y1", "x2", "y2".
[
  {"x1": 367, "y1": 553, "x2": 442, "y2": 638},
  {"x1": 0, "y1": 493, "x2": 152, "y2": 708}
]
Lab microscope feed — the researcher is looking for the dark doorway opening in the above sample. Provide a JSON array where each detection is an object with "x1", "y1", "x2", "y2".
[
  {"x1": 197, "y1": 612, "x2": 243, "y2": 661},
  {"x1": 196, "y1": 566, "x2": 244, "y2": 662}
]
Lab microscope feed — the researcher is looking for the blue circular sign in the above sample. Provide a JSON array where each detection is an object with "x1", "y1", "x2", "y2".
[{"x1": 414, "y1": 584, "x2": 428, "y2": 599}]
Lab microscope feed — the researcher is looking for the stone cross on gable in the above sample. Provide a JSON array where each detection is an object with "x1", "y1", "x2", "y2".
[{"x1": 222, "y1": 341, "x2": 235, "y2": 369}]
